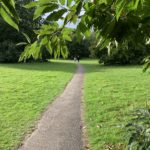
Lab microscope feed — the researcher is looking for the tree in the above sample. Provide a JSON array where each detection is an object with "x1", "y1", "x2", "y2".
[
  {"x1": 0, "y1": 0, "x2": 42, "y2": 62},
  {"x1": 17, "y1": 0, "x2": 150, "y2": 62},
  {"x1": 1, "y1": 0, "x2": 150, "y2": 65},
  {"x1": 0, "y1": 0, "x2": 19, "y2": 30},
  {"x1": 67, "y1": 33, "x2": 90, "y2": 59}
]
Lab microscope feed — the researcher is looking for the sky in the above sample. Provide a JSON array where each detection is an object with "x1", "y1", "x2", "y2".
[
  {"x1": 57, "y1": 19, "x2": 77, "y2": 29},
  {"x1": 43, "y1": 0, "x2": 85, "y2": 29}
]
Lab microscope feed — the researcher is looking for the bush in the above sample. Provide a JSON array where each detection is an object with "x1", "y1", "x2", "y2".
[
  {"x1": 125, "y1": 109, "x2": 150, "y2": 150},
  {"x1": 0, "y1": 41, "x2": 21, "y2": 63},
  {"x1": 98, "y1": 47, "x2": 149, "y2": 65}
]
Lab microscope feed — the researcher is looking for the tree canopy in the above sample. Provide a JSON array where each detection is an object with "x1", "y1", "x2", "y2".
[
  {"x1": 0, "y1": 0, "x2": 150, "y2": 64},
  {"x1": 0, "y1": 0, "x2": 42, "y2": 62}
]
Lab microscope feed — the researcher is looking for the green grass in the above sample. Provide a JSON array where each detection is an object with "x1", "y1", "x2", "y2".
[
  {"x1": 82, "y1": 60, "x2": 150, "y2": 150},
  {"x1": 0, "y1": 60, "x2": 76, "y2": 150}
]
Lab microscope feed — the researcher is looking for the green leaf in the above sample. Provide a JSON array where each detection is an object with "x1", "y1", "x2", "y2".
[
  {"x1": 76, "y1": 30, "x2": 83, "y2": 42},
  {"x1": 115, "y1": 0, "x2": 127, "y2": 21},
  {"x1": 38, "y1": 0, "x2": 57, "y2": 5},
  {"x1": 133, "y1": 0, "x2": 140, "y2": 9},
  {"x1": 67, "y1": 0, "x2": 72, "y2": 6},
  {"x1": 33, "y1": 45, "x2": 42, "y2": 59},
  {"x1": 102, "y1": 19, "x2": 116, "y2": 37},
  {"x1": 19, "y1": 44, "x2": 31, "y2": 62},
  {"x1": 16, "y1": 42, "x2": 28, "y2": 46},
  {"x1": 46, "y1": 41, "x2": 53, "y2": 55},
  {"x1": 54, "y1": 50, "x2": 58, "y2": 59},
  {"x1": 101, "y1": 38, "x2": 110, "y2": 49},
  {"x1": 85, "y1": 29, "x2": 91, "y2": 38},
  {"x1": 53, "y1": 43, "x2": 60, "y2": 58},
  {"x1": 63, "y1": 4, "x2": 77, "y2": 26},
  {"x1": 33, "y1": 3, "x2": 59, "y2": 20},
  {"x1": 59, "y1": 0, "x2": 65, "y2": 5},
  {"x1": 72, "y1": 15, "x2": 78, "y2": 24},
  {"x1": 25, "y1": 41, "x2": 42, "y2": 60},
  {"x1": 10, "y1": 0, "x2": 15, "y2": 8},
  {"x1": 75, "y1": 1, "x2": 83, "y2": 15},
  {"x1": 19, "y1": 41, "x2": 43, "y2": 61},
  {"x1": 46, "y1": 9, "x2": 67, "y2": 21},
  {"x1": 62, "y1": 34, "x2": 72, "y2": 41},
  {"x1": 42, "y1": 4, "x2": 59, "y2": 14},
  {"x1": 0, "y1": 7, "x2": 19, "y2": 31},
  {"x1": 22, "y1": 32, "x2": 31, "y2": 43},
  {"x1": 63, "y1": 28, "x2": 73, "y2": 34},
  {"x1": 128, "y1": 0, "x2": 141, "y2": 10},
  {"x1": 96, "y1": 37, "x2": 110, "y2": 49},
  {"x1": 24, "y1": 1, "x2": 38, "y2": 9},
  {"x1": 143, "y1": 56, "x2": 150, "y2": 72},
  {"x1": 33, "y1": 6, "x2": 48, "y2": 20},
  {"x1": 57, "y1": 43, "x2": 61, "y2": 58},
  {"x1": 78, "y1": 21, "x2": 87, "y2": 34},
  {"x1": 63, "y1": 11, "x2": 75, "y2": 25},
  {"x1": 1, "y1": 0, "x2": 18, "y2": 19},
  {"x1": 61, "y1": 45, "x2": 68, "y2": 58},
  {"x1": 40, "y1": 36, "x2": 49, "y2": 46}
]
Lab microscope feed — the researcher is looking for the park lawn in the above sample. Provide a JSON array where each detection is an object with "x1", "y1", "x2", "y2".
[
  {"x1": 82, "y1": 60, "x2": 150, "y2": 150},
  {"x1": 0, "y1": 60, "x2": 76, "y2": 150}
]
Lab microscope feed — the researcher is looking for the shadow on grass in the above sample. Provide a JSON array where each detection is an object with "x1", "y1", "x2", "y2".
[
  {"x1": 0, "y1": 60, "x2": 101, "y2": 73},
  {"x1": 83, "y1": 63, "x2": 142, "y2": 74},
  {"x1": 0, "y1": 60, "x2": 141, "y2": 73},
  {"x1": 0, "y1": 61, "x2": 75, "y2": 73}
]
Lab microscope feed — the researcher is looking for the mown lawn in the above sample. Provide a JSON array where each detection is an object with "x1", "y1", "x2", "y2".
[
  {"x1": 0, "y1": 60, "x2": 76, "y2": 150},
  {"x1": 82, "y1": 60, "x2": 150, "y2": 150}
]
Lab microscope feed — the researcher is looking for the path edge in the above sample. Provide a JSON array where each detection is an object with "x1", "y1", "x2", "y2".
[
  {"x1": 17, "y1": 66, "x2": 77, "y2": 150},
  {"x1": 80, "y1": 66, "x2": 90, "y2": 150}
]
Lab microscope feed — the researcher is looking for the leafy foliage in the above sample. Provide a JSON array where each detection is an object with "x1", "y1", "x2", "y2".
[
  {"x1": 0, "y1": 40, "x2": 20, "y2": 62},
  {"x1": 1, "y1": 0, "x2": 150, "y2": 65},
  {"x1": 143, "y1": 56, "x2": 150, "y2": 72},
  {"x1": 0, "y1": 0, "x2": 42, "y2": 63},
  {"x1": 18, "y1": 0, "x2": 89, "y2": 61},
  {"x1": 18, "y1": 0, "x2": 150, "y2": 61},
  {"x1": 98, "y1": 43, "x2": 150, "y2": 65},
  {"x1": 0, "y1": 0, "x2": 19, "y2": 30},
  {"x1": 19, "y1": 23, "x2": 72, "y2": 61},
  {"x1": 0, "y1": 18, "x2": 22, "y2": 62},
  {"x1": 125, "y1": 109, "x2": 150, "y2": 150}
]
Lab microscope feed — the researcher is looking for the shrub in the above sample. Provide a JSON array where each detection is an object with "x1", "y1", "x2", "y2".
[
  {"x1": 0, "y1": 41, "x2": 21, "y2": 63},
  {"x1": 125, "y1": 109, "x2": 150, "y2": 150},
  {"x1": 98, "y1": 47, "x2": 148, "y2": 65}
]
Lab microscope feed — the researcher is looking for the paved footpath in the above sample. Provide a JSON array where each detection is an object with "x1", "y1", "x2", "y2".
[{"x1": 20, "y1": 64, "x2": 84, "y2": 150}]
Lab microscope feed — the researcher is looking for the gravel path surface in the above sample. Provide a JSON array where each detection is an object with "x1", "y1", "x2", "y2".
[{"x1": 19, "y1": 64, "x2": 84, "y2": 150}]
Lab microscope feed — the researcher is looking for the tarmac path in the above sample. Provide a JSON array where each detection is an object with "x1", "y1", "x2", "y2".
[{"x1": 20, "y1": 64, "x2": 84, "y2": 150}]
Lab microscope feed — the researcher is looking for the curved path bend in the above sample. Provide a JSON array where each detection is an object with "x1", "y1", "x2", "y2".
[{"x1": 20, "y1": 64, "x2": 84, "y2": 150}]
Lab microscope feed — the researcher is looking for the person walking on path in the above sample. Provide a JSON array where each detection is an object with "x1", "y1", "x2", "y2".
[
  {"x1": 77, "y1": 55, "x2": 80, "y2": 62},
  {"x1": 74, "y1": 56, "x2": 77, "y2": 61}
]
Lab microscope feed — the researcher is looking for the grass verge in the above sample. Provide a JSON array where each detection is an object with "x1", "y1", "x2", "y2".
[
  {"x1": 82, "y1": 60, "x2": 150, "y2": 150},
  {"x1": 0, "y1": 60, "x2": 76, "y2": 150}
]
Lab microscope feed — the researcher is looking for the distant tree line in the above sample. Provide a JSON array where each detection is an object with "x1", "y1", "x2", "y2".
[
  {"x1": 90, "y1": 33, "x2": 150, "y2": 65},
  {"x1": 67, "y1": 32, "x2": 150, "y2": 65},
  {"x1": 67, "y1": 34, "x2": 91, "y2": 59},
  {"x1": 0, "y1": 0, "x2": 150, "y2": 65},
  {"x1": 1, "y1": 21, "x2": 150, "y2": 65}
]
